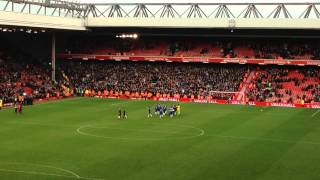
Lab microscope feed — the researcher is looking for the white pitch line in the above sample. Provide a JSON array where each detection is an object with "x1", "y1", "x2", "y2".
[
  {"x1": 3, "y1": 162, "x2": 80, "y2": 178},
  {"x1": 9, "y1": 120, "x2": 320, "y2": 146},
  {"x1": 88, "y1": 126, "x2": 196, "y2": 136},
  {"x1": 110, "y1": 100, "x2": 132, "y2": 106},
  {"x1": 0, "y1": 168, "x2": 104, "y2": 180},
  {"x1": 76, "y1": 124, "x2": 205, "y2": 141},
  {"x1": 33, "y1": 97, "x2": 84, "y2": 106},
  {"x1": 0, "y1": 162, "x2": 104, "y2": 180},
  {"x1": 311, "y1": 109, "x2": 320, "y2": 117}
]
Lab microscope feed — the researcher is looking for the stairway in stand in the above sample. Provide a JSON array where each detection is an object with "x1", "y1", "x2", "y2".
[
  {"x1": 61, "y1": 71, "x2": 72, "y2": 96},
  {"x1": 236, "y1": 70, "x2": 256, "y2": 102}
]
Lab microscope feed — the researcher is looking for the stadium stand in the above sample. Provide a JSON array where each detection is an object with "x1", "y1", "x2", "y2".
[
  {"x1": 247, "y1": 66, "x2": 320, "y2": 103},
  {"x1": 1, "y1": 56, "x2": 319, "y2": 105},
  {"x1": 0, "y1": 49, "x2": 61, "y2": 104},
  {"x1": 64, "y1": 37, "x2": 320, "y2": 60},
  {"x1": 1, "y1": 35, "x2": 320, "y2": 105},
  {"x1": 59, "y1": 61, "x2": 247, "y2": 100}
]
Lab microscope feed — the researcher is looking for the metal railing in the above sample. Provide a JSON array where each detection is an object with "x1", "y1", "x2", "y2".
[{"x1": 1, "y1": 1, "x2": 320, "y2": 19}]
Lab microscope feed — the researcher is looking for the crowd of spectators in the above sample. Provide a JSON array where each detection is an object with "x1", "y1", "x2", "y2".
[
  {"x1": 247, "y1": 67, "x2": 320, "y2": 103},
  {"x1": 63, "y1": 37, "x2": 320, "y2": 60},
  {"x1": 0, "y1": 55, "x2": 61, "y2": 104},
  {"x1": 2, "y1": 54, "x2": 320, "y2": 104},
  {"x1": 60, "y1": 61, "x2": 247, "y2": 100}
]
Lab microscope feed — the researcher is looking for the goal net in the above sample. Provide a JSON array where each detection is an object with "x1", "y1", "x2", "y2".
[{"x1": 209, "y1": 91, "x2": 245, "y2": 104}]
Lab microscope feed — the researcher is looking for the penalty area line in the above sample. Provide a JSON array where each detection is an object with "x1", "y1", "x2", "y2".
[
  {"x1": 110, "y1": 100, "x2": 133, "y2": 106},
  {"x1": 311, "y1": 109, "x2": 320, "y2": 117}
]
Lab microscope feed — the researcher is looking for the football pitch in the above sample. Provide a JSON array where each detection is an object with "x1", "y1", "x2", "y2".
[{"x1": 1, "y1": 97, "x2": 320, "y2": 180}]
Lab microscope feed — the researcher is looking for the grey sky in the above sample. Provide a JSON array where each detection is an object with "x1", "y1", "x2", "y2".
[
  {"x1": 74, "y1": 0, "x2": 320, "y2": 18},
  {"x1": 1, "y1": 0, "x2": 318, "y2": 18}
]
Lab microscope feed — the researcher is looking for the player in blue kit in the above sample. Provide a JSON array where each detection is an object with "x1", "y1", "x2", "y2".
[
  {"x1": 169, "y1": 106, "x2": 175, "y2": 118},
  {"x1": 155, "y1": 104, "x2": 160, "y2": 115},
  {"x1": 159, "y1": 106, "x2": 164, "y2": 118},
  {"x1": 163, "y1": 105, "x2": 167, "y2": 115}
]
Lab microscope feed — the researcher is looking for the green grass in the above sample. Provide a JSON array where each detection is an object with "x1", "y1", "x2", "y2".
[{"x1": 0, "y1": 97, "x2": 320, "y2": 180}]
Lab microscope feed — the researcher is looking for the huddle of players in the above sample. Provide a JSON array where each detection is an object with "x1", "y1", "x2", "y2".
[
  {"x1": 118, "y1": 109, "x2": 127, "y2": 119},
  {"x1": 148, "y1": 104, "x2": 181, "y2": 118}
]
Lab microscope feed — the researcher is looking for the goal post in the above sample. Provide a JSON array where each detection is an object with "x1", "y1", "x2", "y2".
[{"x1": 209, "y1": 91, "x2": 245, "y2": 104}]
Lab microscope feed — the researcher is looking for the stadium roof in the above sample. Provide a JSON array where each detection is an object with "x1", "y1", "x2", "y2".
[
  {"x1": 2, "y1": 0, "x2": 320, "y2": 18},
  {"x1": 2, "y1": 0, "x2": 320, "y2": 30},
  {"x1": 79, "y1": 0, "x2": 318, "y2": 4}
]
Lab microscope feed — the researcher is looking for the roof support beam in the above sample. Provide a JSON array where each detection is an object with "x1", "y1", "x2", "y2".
[
  {"x1": 209, "y1": 4, "x2": 234, "y2": 18},
  {"x1": 238, "y1": 4, "x2": 263, "y2": 18}
]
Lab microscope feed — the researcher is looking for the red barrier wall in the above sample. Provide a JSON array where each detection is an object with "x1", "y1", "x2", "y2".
[{"x1": 58, "y1": 54, "x2": 320, "y2": 66}]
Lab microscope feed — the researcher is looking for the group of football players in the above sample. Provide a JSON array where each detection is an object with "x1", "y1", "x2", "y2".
[{"x1": 148, "y1": 104, "x2": 181, "y2": 118}]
